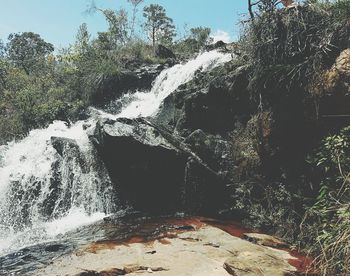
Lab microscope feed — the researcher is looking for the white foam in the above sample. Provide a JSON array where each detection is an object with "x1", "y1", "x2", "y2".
[
  {"x1": 0, "y1": 209, "x2": 106, "y2": 255},
  {"x1": 44, "y1": 208, "x2": 106, "y2": 237}
]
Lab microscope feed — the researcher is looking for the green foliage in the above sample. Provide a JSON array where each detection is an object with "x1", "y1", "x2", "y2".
[
  {"x1": 143, "y1": 4, "x2": 176, "y2": 48},
  {"x1": 232, "y1": 180, "x2": 301, "y2": 240},
  {"x1": 190, "y1": 27, "x2": 211, "y2": 46},
  {"x1": 7, "y1": 32, "x2": 54, "y2": 75},
  {"x1": 172, "y1": 27, "x2": 212, "y2": 59},
  {"x1": 102, "y1": 8, "x2": 130, "y2": 46},
  {"x1": 75, "y1": 23, "x2": 91, "y2": 56},
  {"x1": 310, "y1": 0, "x2": 350, "y2": 22},
  {"x1": 240, "y1": 1, "x2": 350, "y2": 105},
  {"x1": 303, "y1": 127, "x2": 350, "y2": 275}
]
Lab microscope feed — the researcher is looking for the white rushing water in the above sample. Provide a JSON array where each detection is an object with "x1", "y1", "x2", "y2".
[
  {"x1": 96, "y1": 50, "x2": 232, "y2": 119},
  {"x1": 0, "y1": 50, "x2": 231, "y2": 256},
  {"x1": 0, "y1": 120, "x2": 114, "y2": 254}
]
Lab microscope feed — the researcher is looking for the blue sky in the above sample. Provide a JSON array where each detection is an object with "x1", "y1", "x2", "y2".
[{"x1": 0, "y1": 0, "x2": 248, "y2": 48}]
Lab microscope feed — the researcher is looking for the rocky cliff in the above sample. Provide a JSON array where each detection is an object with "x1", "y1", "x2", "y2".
[{"x1": 88, "y1": 46, "x2": 350, "y2": 233}]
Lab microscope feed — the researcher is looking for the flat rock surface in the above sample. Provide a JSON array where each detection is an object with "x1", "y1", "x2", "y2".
[{"x1": 33, "y1": 221, "x2": 305, "y2": 276}]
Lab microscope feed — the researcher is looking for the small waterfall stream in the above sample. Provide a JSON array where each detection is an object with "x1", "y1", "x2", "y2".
[{"x1": 0, "y1": 50, "x2": 232, "y2": 257}]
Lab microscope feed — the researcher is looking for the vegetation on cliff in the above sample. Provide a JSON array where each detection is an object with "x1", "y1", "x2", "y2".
[{"x1": 232, "y1": 1, "x2": 350, "y2": 274}]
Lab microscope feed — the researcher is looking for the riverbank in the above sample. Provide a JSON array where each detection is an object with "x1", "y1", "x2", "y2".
[{"x1": 33, "y1": 216, "x2": 315, "y2": 276}]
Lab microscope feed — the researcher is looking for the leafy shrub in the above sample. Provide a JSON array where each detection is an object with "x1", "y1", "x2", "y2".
[{"x1": 303, "y1": 127, "x2": 350, "y2": 275}]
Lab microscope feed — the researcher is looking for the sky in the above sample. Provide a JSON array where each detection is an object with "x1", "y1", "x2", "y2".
[{"x1": 0, "y1": 0, "x2": 248, "y2": 49}]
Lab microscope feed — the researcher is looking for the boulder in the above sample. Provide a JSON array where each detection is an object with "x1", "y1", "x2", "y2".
[
  {"x1": 206, "y1": 40, "x2": 227, "y2": 51},
  {"x1": 243, "y1": 233, "x2": 289, "y2": 248},
  {"x1": 184, "y1": 129, "x2": 232, "y2": 174},
  {"x1": 315, "y1": 49, "x2": 350, "y2": 132},
  {"x1": 51, "y1": 136, "x2": 79, "y2": 157},
  {"x1": 90, "y1": 117, "x2": 186, "y2": 212},
  {"x1": 90, "y1": 117, "x2": 227, "y2": 213},
  {"x1": 91, "y1": 63, "x2": 165, "y2": 106},
  {"x1": 317, "y1": 48, "x2": 350, "y2": 96},
  {"x1": 46, "y1": 137, "x2": 87, "y2": 218},
  {"x1": 155, "y1": 44, "x2": 176, "y2": 59},
  {"x1": 155, "y1": 65, "x2": 251, "y2": 135}
]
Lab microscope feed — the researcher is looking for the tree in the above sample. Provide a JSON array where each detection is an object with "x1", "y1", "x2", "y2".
[
  {"x1": 75, "y1": 23, "x2": 91, "y2": 55},
  {"x1": 0, "y1": 39, "x2": 6, "y2": 58},
  {"x1": 87, "y1": 1, "x2": 129, "y2": 47},
  {"x1": 0, "y1": 59, "x2": 9, "y2": 91},
  {"x1": 190, "y1": 27, "x2": 212, "y2": 49},
  {"x1": 143, "y1": 4, "x2": 176, "y2": 49},
  {"x1": 105, "y1": 8, "x2": 129, "y2": 45},
  {"x1": 128, "y1": 0, "x2": 144, "y2": 37},
  {"x1": 248, "y1": 0, "x2": 293, "y2": 19},
  {"x1": 0, "y1": 40, "x2": 7, "y2": 89},
  {"x1": 7, "y1": 32, "x2": 54, "y2": 74}
]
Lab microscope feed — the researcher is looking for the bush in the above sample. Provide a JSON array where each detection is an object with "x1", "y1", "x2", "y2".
[
  {"x1": 240, "y1": 2, "x2": 350, "y2": 105},
  {"x1": 301, "y1": 127, "x2": 350, "y2": 275}
]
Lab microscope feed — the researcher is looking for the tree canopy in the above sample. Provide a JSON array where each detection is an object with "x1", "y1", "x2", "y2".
[
  {"x1": 7, "y1": 32, "x2": 54, "y2": 75},
  {"x1": 143, "y1": 4, "x2": 176, "y2": 48}
]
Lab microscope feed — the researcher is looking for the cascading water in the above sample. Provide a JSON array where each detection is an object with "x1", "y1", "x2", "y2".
[
  {"x1": 95, "y1": 50, "x2": 232, "y2": 119},
  {"x1": 0, "y1": 50, "x2": 232, "y2": 257},
  {"x1": 0, "y1": 120, "x2": 116, "y2": 255}
]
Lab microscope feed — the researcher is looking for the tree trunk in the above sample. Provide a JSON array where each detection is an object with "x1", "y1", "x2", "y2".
[
  {"x1": 152, "y1": 27, "x2": 156, "y2": 52},
  {"x1": 248, "y1": 0, "x2": 255, "y2": 19}
]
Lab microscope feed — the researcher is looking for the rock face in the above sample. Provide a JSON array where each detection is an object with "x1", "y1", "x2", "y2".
[
  {"x1": 206, "y1": 40, "x2": 227, "y2": 51},
  {"x1": 315, "y1": 48, "x2": 350, "y2": 131},
  {"x1": 89, "y1": 62, "x2": 258, "y2": 215},
  {"x1": 91, "y1": 63, "x2": 165, "y2": 106},
  {"x1": 90, "y1": 118, "x2": 227, "y2": 213},
  {"x1": 51, "y1": 136, "x2": 79, "y2": 157},
  {"x1": 155, "y1": 44, "x2": 176, "y2": 59},
  {"x1": 154, "y1": 64, "x2": 255, "y2": 184},
  {"x1": 88, "y1": 48, "x2": 350, "y2": 222}
]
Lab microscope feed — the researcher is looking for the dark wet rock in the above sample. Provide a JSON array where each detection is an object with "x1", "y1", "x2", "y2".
[
  {"x1": 206, "y1": 40, "x2": 227, "y2": 51},
  {"x1": 46, "y1": 137, "x2": 86, "y2": 218},
  {"x1": 51, "y1": 136, "x2": 79, "y2": 157},
  {"x1": 155, "y1": 44, "x2": 176, "y2": 59},
  {"x1": 90, "y1": 117, "x2": 227, "y2": 213},
  {"x1": 91, "y1": 63, "x2": 165, "y2": 106},
  {"x1": 44, "y1": 244, "x2": 66, "y2": 252},
  {"x1": 76, "y1": 265, "x2": 168, "y2": 275},
  {"x1": 181, "y1": 66, "x2": 251, "y2": 133},
  {"x1": 184, "y1": 129, "x2": 233, "y2": 174},
  {"x1": 243, "y1": 233, "x2": 289, "y2": 249},
  {"x1": 173, "y1": 225, "x2": 195, "y2": 231},
  {"x1": 153, "y1": 64, "x2": 255, "y2": 194},
  {"x1": 155, "y1": 65, "x2": 251, "y2": 135}
]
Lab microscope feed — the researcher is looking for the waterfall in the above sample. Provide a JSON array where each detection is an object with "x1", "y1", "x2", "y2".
[
  {"x1": 0, "y1": 50, "x2": 231, "y2": 256},
  {"x1": 94, "y1": 50, "x2": 232, "y2": 119},
  {"x1": 0, "y1": 120, "x2": 116, "y2": 255}
]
